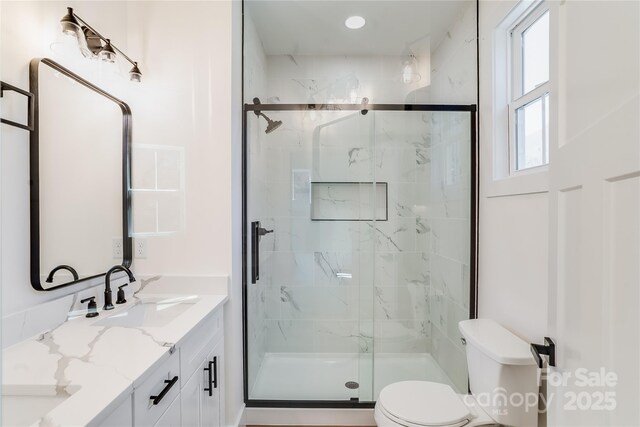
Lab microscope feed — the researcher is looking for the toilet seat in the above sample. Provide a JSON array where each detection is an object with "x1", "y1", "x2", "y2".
[
  {"x1": 377, "y1": 405, "x2": 470, "y2": 427},
  {"x1": 378, "y1": 381, "x2": 472, "y2": 427}
]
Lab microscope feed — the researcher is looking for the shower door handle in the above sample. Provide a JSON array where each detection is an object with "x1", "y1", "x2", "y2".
[{"x1": 251, "y1": 221, "x2": 273, "y2": 284}]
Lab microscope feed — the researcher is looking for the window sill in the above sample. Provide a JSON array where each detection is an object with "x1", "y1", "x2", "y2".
[{"x1": 483, "y1": 166, "x2": 549, "y2": 198}]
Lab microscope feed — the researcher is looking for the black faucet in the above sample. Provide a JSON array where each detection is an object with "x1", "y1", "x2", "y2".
[
  {"x1": 104, "y1": 265, "x2": 136, "y2": 310},
  {"x1": 46, "y1": 265, "x2": 79, "y2": 283}
]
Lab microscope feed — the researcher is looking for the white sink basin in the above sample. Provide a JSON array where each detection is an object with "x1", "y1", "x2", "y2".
[
  {"x1": 94, "y1": 296, "x2": 199, "y2": 328},
  {"x1": 2, "y1": 385, "x2": 77, "y2": 427}
]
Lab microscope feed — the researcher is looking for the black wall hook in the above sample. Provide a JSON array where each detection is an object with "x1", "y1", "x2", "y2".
[{"x1": 531, "y1": 337, "x2": 556, "y2": 368}]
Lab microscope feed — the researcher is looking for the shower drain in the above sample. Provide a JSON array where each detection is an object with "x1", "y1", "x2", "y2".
[{"x1": 345, "y1": 381, "x2": 360, "y2": 389}]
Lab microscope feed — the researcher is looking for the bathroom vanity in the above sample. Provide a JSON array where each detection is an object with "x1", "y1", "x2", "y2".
[{"x1": 2, "y1": 276, "x2": 228, "y2": 427}]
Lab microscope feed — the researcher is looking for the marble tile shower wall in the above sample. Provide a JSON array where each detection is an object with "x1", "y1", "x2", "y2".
[
  {"x1": 257, "y1": 57, "x2": 436, "y2": 357},
  {"x1": 428, "y1": 112, "x2": 471, "y2": 392},
  {"x1": 266, "y1": 55, "x2": 430, "y2": 105}
]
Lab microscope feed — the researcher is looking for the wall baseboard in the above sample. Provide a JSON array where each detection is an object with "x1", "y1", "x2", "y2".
[
  {"x1": 245, "y1": 407, "x2": 375, "y2": 426},
  {"x1": 230, "y1": 403, "x2": 247, "y2": 427}
]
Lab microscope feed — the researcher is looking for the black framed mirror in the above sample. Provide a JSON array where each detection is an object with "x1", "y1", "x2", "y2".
[{"x1": 29, "y1": 58, "x2": 132, "y2": 291}]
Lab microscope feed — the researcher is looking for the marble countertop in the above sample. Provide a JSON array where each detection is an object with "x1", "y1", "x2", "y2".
[{"x1": 2, "y1": 276, "x2": 228, "y2": 427}]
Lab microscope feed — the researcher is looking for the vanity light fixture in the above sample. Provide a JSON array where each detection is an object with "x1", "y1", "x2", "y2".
[
  {"x1": 59, "y1": 7, "x2": 142, "y2": 82},
  {"x1": 345, "y1": 16, "x2": 366, "y2": 30}
]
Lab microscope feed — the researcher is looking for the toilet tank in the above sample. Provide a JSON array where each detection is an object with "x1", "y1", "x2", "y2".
[{"x1": 459, "y1": 319, "x2": 539, "y2": 427}]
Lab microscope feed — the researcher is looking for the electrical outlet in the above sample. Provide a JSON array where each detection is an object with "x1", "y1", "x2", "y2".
[
  {"x1": 112, "y1": 238, "x2": 123, "y2": 258},
  {"x1": 135, "y1": 238, "x2": 147, "y2": 259}
]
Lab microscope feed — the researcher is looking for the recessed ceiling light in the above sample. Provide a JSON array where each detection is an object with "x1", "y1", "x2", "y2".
[{"x1": 345, "y1": 16, "x2": 366, "y2": 30}]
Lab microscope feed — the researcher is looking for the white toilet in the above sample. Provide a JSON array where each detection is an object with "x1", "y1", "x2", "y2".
[{"x1": 375, "y1": 319, "x2": 539, "y2": 427}]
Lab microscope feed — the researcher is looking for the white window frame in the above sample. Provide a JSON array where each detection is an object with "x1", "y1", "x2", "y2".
[{"x1": 508, "y1": 1, "x2": 550, "y2": 175}]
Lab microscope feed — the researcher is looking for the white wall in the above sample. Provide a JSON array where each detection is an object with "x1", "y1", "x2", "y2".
[
  {"x1": 477, "y1": 0, "x2": 549, "y2": 344},
  {"x1": 0, "y1": 1, "x2": 244, "y2": 424},
  {"x1": 1, "y1": 1, "x2": 132, "y2": 315}
]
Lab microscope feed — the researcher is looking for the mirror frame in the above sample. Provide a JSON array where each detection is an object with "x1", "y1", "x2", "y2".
[{"x1": 29, "y1": 57, "x2": 132, "y2": 291}]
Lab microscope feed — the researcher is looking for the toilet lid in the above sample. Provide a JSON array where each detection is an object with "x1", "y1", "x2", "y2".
[{"x1": 379, "y1": 381, "x2": 471, "y2": 426}]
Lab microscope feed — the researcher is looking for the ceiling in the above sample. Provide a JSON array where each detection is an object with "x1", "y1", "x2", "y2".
[{"x1": 246, "y1": 0, "x2": 473, "y2": 56}]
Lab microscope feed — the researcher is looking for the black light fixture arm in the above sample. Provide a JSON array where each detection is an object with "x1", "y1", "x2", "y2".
[{"x1": 69, "y1": 11, "x2": 137, "y2": 68}]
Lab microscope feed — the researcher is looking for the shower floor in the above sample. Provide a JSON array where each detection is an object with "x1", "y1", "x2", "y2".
[{"x1": 250, "y1": 352, "x2": 457, "y2": 401}]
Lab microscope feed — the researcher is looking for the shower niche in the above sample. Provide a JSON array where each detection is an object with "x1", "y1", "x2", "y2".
[{"x1": 310, "y1": 182, "x2": 388, "y2": 222}]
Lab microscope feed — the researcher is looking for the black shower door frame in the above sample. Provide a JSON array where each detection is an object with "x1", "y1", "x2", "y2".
[{"x1": 242, "y1": 102, "x2": 478, "y2": 409}]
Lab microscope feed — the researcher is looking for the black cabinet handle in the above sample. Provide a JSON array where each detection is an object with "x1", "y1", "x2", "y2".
[
  {"x1": 150, "y1": 376, "x2": 178, "y2": 405},
  {"x1": 204, "y1": 356, "x2": 218, "y2": 396},
  {"x1": 212, "y1": 356, "x2": 218, "y2": 389},
  {"x1": 204, "y1": 360, "x2": 213, "y2": 396}
]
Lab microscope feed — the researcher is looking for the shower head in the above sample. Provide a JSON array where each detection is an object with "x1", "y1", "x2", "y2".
[
  {"x1": 253, "y1": 97, "x2": 283, "y2": 134},
  {"x1": 264, "y1": 115, "x2": 283, "y2": 134}
]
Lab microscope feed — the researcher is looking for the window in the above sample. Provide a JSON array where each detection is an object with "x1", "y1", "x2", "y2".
[
  {"x1": 509, "y1": 2, "x2": 549, "y2": 172},
  {"x1": 132, "y1": 145, "x2": 186, "y2": 236}
]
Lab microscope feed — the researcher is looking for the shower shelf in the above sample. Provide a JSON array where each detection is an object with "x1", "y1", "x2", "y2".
[
  {"x1": 0, "y1": 81, "x2": 34, "y2": 132},
  {"x1": 310, "y1": 181, "x2": 388, "y2": 221}
]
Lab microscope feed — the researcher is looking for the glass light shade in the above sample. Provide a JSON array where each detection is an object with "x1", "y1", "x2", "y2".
[
  {"x1": 60, "y1": 8, "x2": 81, "y2": 37},
  {"x1": 99, "y1": 40, "x2": 117, "y2": 63},
  {"x1": 129, "y1": 63, "x2": 142, "y2": 82}
]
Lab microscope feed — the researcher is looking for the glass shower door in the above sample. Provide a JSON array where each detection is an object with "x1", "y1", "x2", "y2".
[
  {"x1": 244, "y1": 104, "x2": 476, "y2": 405},
  {"x1": 369, "y1": 109, "x2": 473, "y2": 398},
  {"x1": 245, "y1": 106, "x2": 377, "y2": 403}
]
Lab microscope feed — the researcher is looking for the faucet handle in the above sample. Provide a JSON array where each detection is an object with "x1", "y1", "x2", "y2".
[
  {"x1": 116, "y1": 283, "x2": 128, "y2": 305},
  {"x1": 80, "y1": 297, "x2": 99, "y2": 318}
]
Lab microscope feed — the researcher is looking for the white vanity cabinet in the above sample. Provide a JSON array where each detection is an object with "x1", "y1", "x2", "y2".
[
  {"x1": 153, "y1": 395, "x2": 181, "y2": 427},
  {"x1": 97, "y1": 308, "x2": 225, "y2": 427},
  {"x1": 179, "y1": 308, "x2": 225, "y2": 427},
  {"x1": 181, "y1": 341, "x2": 224, "y2": 427}
]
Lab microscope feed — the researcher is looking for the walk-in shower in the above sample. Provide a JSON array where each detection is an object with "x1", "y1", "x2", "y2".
[
  {"x1": 242, "y1": 102, "x2": 477, "y2": 407},
  {"x1": 242, "y1": 0, "x2": 478, "y2": 410}
]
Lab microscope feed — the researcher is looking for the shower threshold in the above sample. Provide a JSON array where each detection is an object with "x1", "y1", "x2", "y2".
[{"x1": 249, "y1": 352, "x2": 457, "y2": 402}]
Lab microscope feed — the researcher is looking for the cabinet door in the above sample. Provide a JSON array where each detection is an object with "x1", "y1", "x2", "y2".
[
  {"x1": 153, "y1": 395, "x2": 181, "y2": 427},
  {"x1": 201, "y1": 341, "x2": 223, "y2": 427},
  {"x1": 181, "y1": 358, "x2": 206, "y2": 427},
  {"x1": 96, "y1": 395, "x2": 133, "y2": 427}
]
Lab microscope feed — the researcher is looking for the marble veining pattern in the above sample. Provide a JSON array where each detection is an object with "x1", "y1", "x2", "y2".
[{"x1": 2, "y1": 277, "x2": 228, "y2": 427}]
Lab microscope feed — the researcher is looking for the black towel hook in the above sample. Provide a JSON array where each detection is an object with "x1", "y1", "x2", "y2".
[{"x1": 531, "y1": 337, "x2": 556, "y2": 368}]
